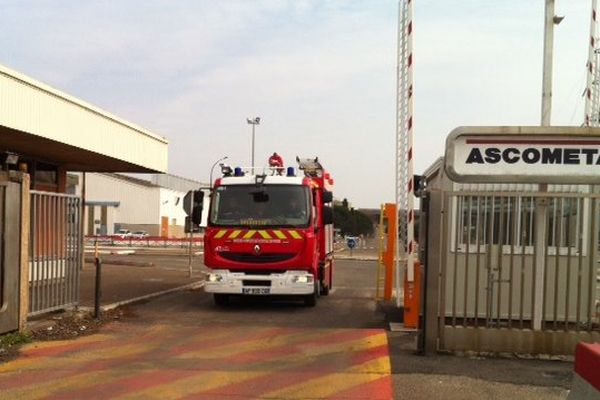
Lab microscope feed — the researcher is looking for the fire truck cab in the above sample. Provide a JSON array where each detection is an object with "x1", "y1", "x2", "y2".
[{"x1": 203, "y1": 157, "x2": 334, "y2": 306}]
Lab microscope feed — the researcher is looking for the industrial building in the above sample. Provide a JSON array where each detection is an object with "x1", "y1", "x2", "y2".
[
  {"x1": 0, "y1": 63, "x2": 168, "y2": 333},
  {"x1": 81, "y1": 172, "x2": 207, "y2": 237}
]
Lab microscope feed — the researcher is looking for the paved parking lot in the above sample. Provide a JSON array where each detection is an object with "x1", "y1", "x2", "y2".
[{"x1": 2, "y1": 257, "x2": 574, "y2": 399}]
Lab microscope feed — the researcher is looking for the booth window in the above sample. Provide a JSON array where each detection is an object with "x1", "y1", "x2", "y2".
[{"x1": 454, "y1": 195, "x2": 584, "y2": 255}]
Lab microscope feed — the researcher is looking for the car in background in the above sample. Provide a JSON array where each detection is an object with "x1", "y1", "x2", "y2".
[
  {"x1": 131, "y1": 230, "x2": 149, "y2": 238},
  {"x1": 114, "y1": 229, "x2": 132, "y2": 239}
]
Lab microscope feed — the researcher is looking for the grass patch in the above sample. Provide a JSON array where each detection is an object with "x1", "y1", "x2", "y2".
[{"x1": 0, "y1": 331, "x2": 32, "y2": 349}]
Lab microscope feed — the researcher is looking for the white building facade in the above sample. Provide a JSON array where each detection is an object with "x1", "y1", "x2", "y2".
[{"x1": 83, "y1": 173, "x2": 207, "y2": 237}]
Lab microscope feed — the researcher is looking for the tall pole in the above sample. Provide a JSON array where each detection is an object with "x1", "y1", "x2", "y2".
[
  {"x1": 251, "y1": 124, "x2": 255, "y2": 169},
  {"x1": 188, "y1": 193, "x2": 193, "y2": 278},
  {"x1": 247, "y1": 117, "x2": 260, "y2": 170},
  {"x1": 585, "y1": 0, "x2": 598, "y2": 126},
  {"x1": 534, "y1": 0, "x2": 558, "y2": 331},
  {"x1": 541, "y1": 0, "x2": 555, "y2": 126}
]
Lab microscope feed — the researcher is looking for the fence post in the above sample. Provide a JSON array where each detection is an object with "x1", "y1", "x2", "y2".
[
  {"x1": 422, "y1": 190, "x2": 443, "y2": 354},
  {"x1": 19, "y1": 173, "x2": 31, "y2": 330},
  {"x1": 94, "y1": 256, "x2": 102, "y2": 319}
]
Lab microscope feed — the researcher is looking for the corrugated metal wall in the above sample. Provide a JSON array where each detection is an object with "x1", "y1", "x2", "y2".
[{"x1": 0, "y1": 64, "x2": 168, "y2": 173}]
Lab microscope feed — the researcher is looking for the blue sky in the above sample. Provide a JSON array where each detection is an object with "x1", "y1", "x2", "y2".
[{"x1": 0, "y1": 1, "x2": 592, "y2": 207}]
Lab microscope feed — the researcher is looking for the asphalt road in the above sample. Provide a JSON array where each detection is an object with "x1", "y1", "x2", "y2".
[{"x1": 3, "y1": 258, "x2": 572, "y2": 399}]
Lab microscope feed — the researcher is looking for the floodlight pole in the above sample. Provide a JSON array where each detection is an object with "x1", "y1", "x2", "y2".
[{"x1": 247, "y1": 117, "x2": 260, "y2": 170}]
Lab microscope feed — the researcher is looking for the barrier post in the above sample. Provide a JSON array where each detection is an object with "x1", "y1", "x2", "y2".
[{"x1": 404, "y1": 260, "x2": 421, "y2": 328}]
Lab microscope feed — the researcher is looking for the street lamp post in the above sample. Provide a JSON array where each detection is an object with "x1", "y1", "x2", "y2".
[
  {"x1": 246, "y1": 117, "x2": 260, "y2": 169},
  {"x1": 209, "y1": 156, "x2": 228, "y2": 189}
]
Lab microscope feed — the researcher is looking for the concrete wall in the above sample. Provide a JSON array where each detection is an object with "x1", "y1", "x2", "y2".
[
  {"x1": 85, "y1": 173, "x2": 160, "y2": 225},
  {"x1": 83, "y1": 173, "x2": 196, "y2": 237}
]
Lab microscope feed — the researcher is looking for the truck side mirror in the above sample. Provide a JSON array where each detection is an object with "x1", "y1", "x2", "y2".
[
  {"x1": 322, "y1": 191, "x2": 333, "y2": 203},
  {"x1": 191, "y1": 190, "x2": 204, "y2": 225},
  {"x1": 322, "y1": 206, "x2": 333, "y2": 225}
]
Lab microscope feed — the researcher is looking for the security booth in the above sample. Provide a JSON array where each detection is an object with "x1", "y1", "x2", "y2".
[
  {"x1": 0, "y1": 64, "x2": 168, "y2": 334},
  {"x1": 420, "y1": 126, "x2": 600, "y2": 355}
]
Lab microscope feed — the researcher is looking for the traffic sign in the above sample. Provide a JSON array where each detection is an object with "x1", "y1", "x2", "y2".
[
  {"x1": 183, "y1": 191, "x2": 194, "y2": 215},
  {"x1": 346, "y1": 237, "x2": 357, "y2": 249}
]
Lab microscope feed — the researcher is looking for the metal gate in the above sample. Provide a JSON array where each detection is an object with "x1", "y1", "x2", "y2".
[
  {"x1": 0, "y1": 182, "x2": 22, "y2": 334},
  {"x1": 422, "y1": 190, "x2": 600, "y2": 355},
  {"x1": 29, "y1": 191, "x2": 82, "y2": 316}
]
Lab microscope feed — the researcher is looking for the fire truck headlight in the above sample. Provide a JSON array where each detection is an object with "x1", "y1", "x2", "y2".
[
  {"x1": 292, "y1": 275, "x2": 313, "y2": 284},
  {"x1": 207, "y1": 273, "x2": 224, "y2": 283}
]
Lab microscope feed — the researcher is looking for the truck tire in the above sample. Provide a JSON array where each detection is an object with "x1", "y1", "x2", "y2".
[
  {"x1": 214, "y1": 294, "x2": 230, "y2": 307},
  {"x1": 304, "y1": 282, "x2": 319, "y2": 307}
]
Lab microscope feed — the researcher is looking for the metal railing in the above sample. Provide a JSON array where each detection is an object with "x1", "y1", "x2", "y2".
[
  {"x1": 84, "y1": 236, "x2": 203, "y2": 248},
  {"x1": 29, "y1": 191, "x2": 82, "y2": 316}
]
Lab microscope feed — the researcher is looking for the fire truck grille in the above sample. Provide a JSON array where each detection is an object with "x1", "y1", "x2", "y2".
[
  {"x1": 243, "y1": 280, "x2": 271, "y2": 287},
  {"x1": 220, "y1": 253, "x2": 295, "y2": 263}
]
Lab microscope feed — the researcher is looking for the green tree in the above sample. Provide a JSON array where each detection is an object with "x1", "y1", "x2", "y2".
[{"x1": 333, "y1": 204, "x2": 373, "y2": 236}]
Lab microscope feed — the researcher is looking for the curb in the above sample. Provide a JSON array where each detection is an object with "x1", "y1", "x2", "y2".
[
  {"x1": 79, "y1": 281, "x2": 205, "y2": 312},
  {"x1": 83, "y1": 258, "x2": 154, "y2": 268},
  {"x1": 335, "y1": 256, "x2": 378, "y2": 261}
]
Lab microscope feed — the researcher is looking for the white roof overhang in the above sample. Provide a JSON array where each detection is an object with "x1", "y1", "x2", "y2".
[{"x1": 0, "y1": 64, "x2": 168, "y2": 173}]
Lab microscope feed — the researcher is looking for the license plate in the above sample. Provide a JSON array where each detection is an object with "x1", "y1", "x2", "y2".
[{"x1": 242, "y1": 288, "x2": 270, "y2": 295}]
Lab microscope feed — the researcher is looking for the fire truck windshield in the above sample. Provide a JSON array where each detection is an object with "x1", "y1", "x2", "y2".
[{"x1": 210, "y1": 185, "x2": 311, "y2": 227}]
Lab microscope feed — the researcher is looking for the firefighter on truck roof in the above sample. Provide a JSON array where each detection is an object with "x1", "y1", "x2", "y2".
[{"x1": 268, "y1": 152, "x2": 284, "y2": 175}]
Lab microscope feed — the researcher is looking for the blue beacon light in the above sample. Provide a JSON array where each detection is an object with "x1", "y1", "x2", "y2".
[{"x1": 286, "y1": 167, "x2": 295, "y2": 177}]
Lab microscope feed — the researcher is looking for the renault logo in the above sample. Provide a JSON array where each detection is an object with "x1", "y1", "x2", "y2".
[{"x1": 253, "y1": 244, "x2": 261, "y2": 255}]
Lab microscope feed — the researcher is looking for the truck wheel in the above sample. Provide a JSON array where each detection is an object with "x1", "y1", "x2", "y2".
[
  {"x1": 304, "y1": 282, "x2": 319, "y2": 307},
  {"x1": 214, "y1": 294, "x2": 229, "y2": 307}
]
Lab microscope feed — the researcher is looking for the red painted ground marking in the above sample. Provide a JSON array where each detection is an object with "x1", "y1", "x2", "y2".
[
  {"x1": 181, "y1": 331, "x2": 389, "y2": 399},
  {"x1": 20, "y1": 337, "x2": 108, "y2": 358},
  {"x1": 0, "y1": 369, "x2": 72, "y2": 391},
  {"x1": 222, "y1": 329, "x2": 382, "y2": 366},
  {"x1": 327, "y1": 375, "x2": 393, "y2": 400},
  {"x1": 180, "y1": 371, "x2": 323, "y2": 400},
  {"x1": 165, "y1": 325, "x2": 240, "y2": 354},
  {"x1": 0, "y1": 326, "x2": 173, "y2": 391},
  {"x1": 43, "y1": 369, "x2": 198, "y2": 400},
  {"x1": 169, "y1": 326, "x2": 295, "y2": 357},
  {"x1": 349, "y1": 344, "x2": 389, "y2": 366}
]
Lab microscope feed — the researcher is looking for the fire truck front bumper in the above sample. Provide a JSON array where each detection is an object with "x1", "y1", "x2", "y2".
[{"x1": 204, "y1": 270, "x2": 315, "y2": 295}]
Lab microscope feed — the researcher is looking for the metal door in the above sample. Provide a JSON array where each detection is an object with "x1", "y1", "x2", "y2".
[{"x1": 0, "y1": 182, "x2": 22, "y2": 334}]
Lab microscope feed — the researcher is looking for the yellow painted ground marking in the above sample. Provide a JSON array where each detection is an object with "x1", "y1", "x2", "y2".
[
  {"x1": 263, "y1": 372, "x2": 387, "y2": 399},
  {"x1": 116, "y1": 370, "x2": 265, "y2": 400},
  {"x1": 243, "y1": 230, "x2": 257, "y2": 239},
  {"x1": 176, "y1": 328, "x2": 327, "y2": 360},
  {"x1": 288, "y1": 230, "x2": 302, "y2": 239},
  {"x1": 246, "y1": 332, "x2": 389, "y2": 373},
  {"x1": 228, "y1": 230, "x2": 242, "y2": 239},
  {"x1": 258, "y1": 230, "x2": 272, "y2": 239},
  {"x1": 1, "y1": 367, "x2": 143, "y2": 400},
  {"x1": 178, "y1": 329, "x2": 388, "y2": 377},
  {"x1": 0, "y1": 334, "x2": 112, "y2": 374},
  {"x1": 214, "y1": 230, "x2": 227, "y2": 239},
  {"x1": 0, "y1": 325, "x2": 169, "y2": 375},
  {"x1": 273, "y1": 230, "x2": 287, "y2": 239},
  {"x1": 347, "y1": 355, "x2": 392, "y2": 374}
]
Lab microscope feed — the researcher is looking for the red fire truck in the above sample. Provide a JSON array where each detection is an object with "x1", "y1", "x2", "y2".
[{"x1": 202, "y1": 157, "x2": 334, "y2": 306}]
